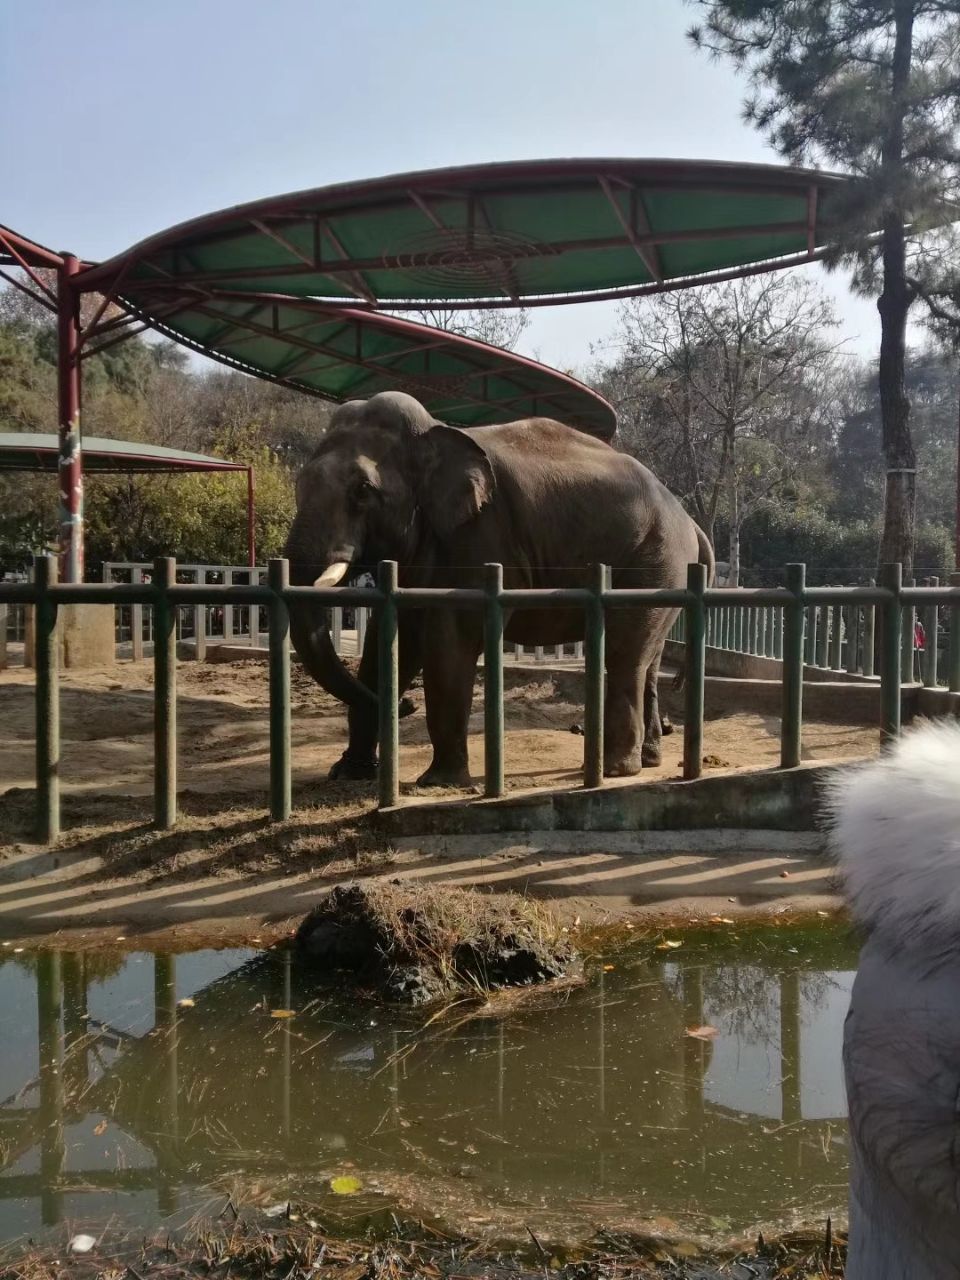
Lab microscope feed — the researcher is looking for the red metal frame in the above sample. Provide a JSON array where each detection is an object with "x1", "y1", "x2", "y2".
[{"x1": 57, "y1": 255, "x2": 83, "y2": 583}]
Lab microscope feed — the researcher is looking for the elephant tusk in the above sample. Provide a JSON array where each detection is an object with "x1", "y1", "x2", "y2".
[{"x1": 313, "y1": 561, "x2": 350, "y2": 588}]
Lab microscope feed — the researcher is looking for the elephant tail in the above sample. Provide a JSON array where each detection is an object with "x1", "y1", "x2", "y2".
[
  {"x1": 695, "y1": 523, "x2": 716, "y2": 586},
  {"x1": 672, "y1": 524, "x2": 715, "y2": 694}
]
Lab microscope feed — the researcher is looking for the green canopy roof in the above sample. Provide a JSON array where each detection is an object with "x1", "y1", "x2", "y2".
[
  {"x1": 79, "y1": 157, "x2": 849, "y2": 310},
  {"x1": 0, "y1": 433, "x2": 248, "y2": 474},
  {"x1": 128, "y1": 295, "x2": 616, "y2": 437}
]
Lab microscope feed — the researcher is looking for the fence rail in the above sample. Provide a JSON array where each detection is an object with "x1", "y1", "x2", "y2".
[
  {"x1": 2, "y1": 556, "x2": 959, "y2": 843},
  {"x1": 4, "y1": 562, "x2": 585, "y2": 666},
  {"x1": 667, "y1": 573, "x2": 954, "y2": 689}
]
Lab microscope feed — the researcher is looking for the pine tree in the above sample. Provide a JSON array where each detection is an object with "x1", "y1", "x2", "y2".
[{"x1": 689, "y1": 0, "x2": 960, "y2": 575}]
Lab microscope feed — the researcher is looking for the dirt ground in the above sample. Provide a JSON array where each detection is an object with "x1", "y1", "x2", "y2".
[{"x1": 0, "y1": 657, "x2": 877, "y2": 944}]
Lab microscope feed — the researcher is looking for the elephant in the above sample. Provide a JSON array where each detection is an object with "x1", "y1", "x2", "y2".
[
  {"x1": 827, "y1": 719, "x2": 960, "y2": 1279},
  {"x1": 283, "y1": 390, "x2": 714, "y2": 788}
]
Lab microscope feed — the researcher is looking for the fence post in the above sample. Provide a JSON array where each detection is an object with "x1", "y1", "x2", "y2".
[
  {"x1": 34, "y1": 554, "x2": 60, "y2": 843},
  {"x1": 862, "y1": 581, "x2": 876, "y2": 678},
  {"x1": 249, "y1": 567, "x2": 261, "y2": 650},
  {"x1": 816, "y1": 604, "x2": 830, "y2": 668},
  {"x1": 780, "y1": 563, "x2": 805, "y2": 769},
  {"x1": 683, "y1": 562, "x2": 707, "y2": 781},
  {"x1": 583, "y1": 562, "x2": 607, "y2": 789},
  {"x1": 268, "y1": 558, "x2": 292, "y2": 821},
  {"x1": 223, "y1": 569, "x2": 234, "y2": 643},
  {"x1": 880, "y1": 562, "x2": 903, "y2": 745},
  {"x1": 194, "y1": 569, "x2": 207, "y2": 662},
  {"x1": 828, "y1": 604, "x2": 842, "y2": 670},
  {"x1": 483, "y1": 563, "x2": 505, "y2": 799},
  {"x1": 948, "y1": 572, "x2": 960, "y2": 694},
  {"x1": 132, "y1": 567, "x2": 145, "y2": 663},
  {"x1": 773, "y1": 605, "x2": 783, "y2": 660},
  {"x1": 844, "y1": 606, "x2": 859, "y2": 675},
  {"x1": 804, "y1": 605, "x2": 816, "y2": 666},
  {"x1": 377, "y1": 560, "x2": 400, "y2": 809},
  {"x1": 922, "y1": 576, "x2": 939, "y2": 688},
  {"x1": 153, "y1": 556, "x2": 177, "y2": 829},
  {"x1": 901, "y1": 577, "x2": 916, "y2": 684}
]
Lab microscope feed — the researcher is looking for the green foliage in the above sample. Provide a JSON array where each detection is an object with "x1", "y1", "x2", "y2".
[
  {"x1": 735, "y1": 505, "x2": 954, "y2": 586},
  {"x1": 83, "y1": 442, "x2": 295, "y2": 566},
  {"x1": 0, "y1": 285, "x2": 321, "y2": 570}
]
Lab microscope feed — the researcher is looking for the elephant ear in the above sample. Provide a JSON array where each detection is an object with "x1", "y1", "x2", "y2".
[{"x1": 417, "y1": 425, "x2": 496, "y2": 536}]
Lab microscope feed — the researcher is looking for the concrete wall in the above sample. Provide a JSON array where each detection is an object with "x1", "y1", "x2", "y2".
[
  {"x1": 504, "y1": 662, "x2": 912, "y2": 727},
  {"x1": 662, "y1": 639, "x2": 874, "y2": 684},
  {"x1": 23, "y1": 604, "x2": 117, "y2": 670},
  {"x1": 376, "y1": 761, "x2": 837, "y2": 838}
]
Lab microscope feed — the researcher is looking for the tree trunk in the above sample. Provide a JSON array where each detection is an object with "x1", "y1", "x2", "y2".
[
  {"x1": 727, "y1": 469, "x2": 741, "y2": 587},
  {"x1": 877, "y1": 0, "x2": 917, "y2": 577}
]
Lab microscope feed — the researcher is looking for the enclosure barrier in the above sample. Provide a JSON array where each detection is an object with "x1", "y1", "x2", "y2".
[
  {"x1": 666, "y1": 573, "x2": 956, "y2": 688},
  {"x1": 2, "y1": 557, "x2": 959, "y2": 843}
]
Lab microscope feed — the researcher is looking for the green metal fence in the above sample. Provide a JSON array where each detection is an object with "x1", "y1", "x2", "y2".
[
  {"x1": 2, "y1": 555, "x2": 959, "y2": 844},
  {"x1": 668, "y1": 571, "x2": 960, "y2": 688}
]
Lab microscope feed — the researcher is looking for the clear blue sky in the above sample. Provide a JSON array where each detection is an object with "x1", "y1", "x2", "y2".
[{"x1": 1, "y1": 0, "x2": 883, "y2": 372}]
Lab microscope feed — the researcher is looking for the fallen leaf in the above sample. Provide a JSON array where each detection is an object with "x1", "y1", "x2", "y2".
[
  {"x1": 685, "y1": 1025, "x2": 719, "y2": 1041},
  {"x1": 177, "y1": 997, "x2": 195, "y2": 1009},
  {"x1": 330, "y1": 1175, "x2": 362, "y2": 1196},
  {"x1": 263, "y1": 1203, "x2": 289, "y2": 1219},
  {"x1": 270, "y1": 1009, "x2": 295, "y2": 1019},
  {"x1": 779, "y1": 870, "x2": 791, "y2": 879},
  {"x1": 656, "y1": 939, "x2": 683, "y2": 950},
  {"x1": 68, "y1": 1235, "x2": 96, "y2": 1254},
  {"x1": 816, "y1": 910, "x2": 830, "y2": 917},
  {"x1": 93, "y1": 1119, "x2": 107, "y2": 1137},
  {"x1": 602, "y1": 963, "x2": 615, "y2": 971},
  {"x1": 720, "y1": 917, "x2": 735, "y2": 925}
]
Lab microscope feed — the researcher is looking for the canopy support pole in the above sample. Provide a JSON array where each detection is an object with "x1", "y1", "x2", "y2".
[{"x1": 57, "y1": 255, "x2": 83, "y2": 583}]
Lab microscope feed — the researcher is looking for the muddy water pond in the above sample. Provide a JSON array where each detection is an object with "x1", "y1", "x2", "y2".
[{"x1": 0, "y1": 923, "x2": 857, "y2": 1245}]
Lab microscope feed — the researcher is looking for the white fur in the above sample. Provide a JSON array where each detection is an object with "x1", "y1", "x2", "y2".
[{"x1": 825, "y1": 719, "x2": 960, "y2": 942}]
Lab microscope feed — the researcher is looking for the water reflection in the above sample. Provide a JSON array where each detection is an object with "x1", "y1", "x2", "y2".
[{"x1": 0, "y1": 927, "x2": 858, "y2": 1241}]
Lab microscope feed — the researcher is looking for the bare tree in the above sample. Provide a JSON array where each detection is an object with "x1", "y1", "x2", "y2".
[
  {"x1": 402, "y1": 307, "x2": 530, "y2": 352},
  {"x1": 603, "y1": 276, "x2": 841, "y2": 584}
]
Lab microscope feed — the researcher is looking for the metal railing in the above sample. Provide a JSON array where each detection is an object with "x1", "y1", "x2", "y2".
[
  {"x1": 2, "y1": 556, "x2": 959, "y2": 843},
  {"x1": 667, "y1": 574, "x2": 956, "y2": 689},
  {"x1": 1, "y1": 562, "x2": 582, "y2": 666}
]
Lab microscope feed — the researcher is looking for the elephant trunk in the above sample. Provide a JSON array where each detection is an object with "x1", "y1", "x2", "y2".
[
  {"x1": 285, "y1": 548, "x2": 378, "y2": 710},
  {"x1": 288, "y1": 602, "x2": 378, "y2": 710}
]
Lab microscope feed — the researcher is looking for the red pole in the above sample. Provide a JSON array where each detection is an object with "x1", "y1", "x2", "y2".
[
  {"x1": 247, "y1": 466, "x2": 256, "y2": 567},
  {"x1": 57, "y1": 255, "x2": 83, "y2": 582}
]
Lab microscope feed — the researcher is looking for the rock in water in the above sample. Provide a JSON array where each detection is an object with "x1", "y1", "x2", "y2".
[{"x1": 294, "y1": 881, "x2": 578, "y2": 1005}]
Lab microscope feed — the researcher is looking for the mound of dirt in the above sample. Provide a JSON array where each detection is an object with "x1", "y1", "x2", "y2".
[{"x1": 293, "y1": 880, "x2": 579, "y2": 1004}]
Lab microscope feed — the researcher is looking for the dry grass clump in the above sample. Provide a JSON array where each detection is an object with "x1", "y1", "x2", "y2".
[{"x1": 293, "y1": 880, "x2": 578, "y2": 1004}]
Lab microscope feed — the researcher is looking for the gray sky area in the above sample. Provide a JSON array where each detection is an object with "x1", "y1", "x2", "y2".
[{"x1": 2, "y1": 0, "x2": 891, "y2": 375}]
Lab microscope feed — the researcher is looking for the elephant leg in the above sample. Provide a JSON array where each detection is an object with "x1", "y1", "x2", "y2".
[
  {"x1": 328, "y1": 611, "x2": 423, "y2": 781},
  {"x1": 603, "y1": 612, "x2": 674, "y2": 777},
  {"x1": 641, "y1": 651, "x2": 665, "y2": 767},
  {"x1": 417, "y1": 607, "x2": 481, "y2": 788},
  {"x1": 603, "y1": 653, "x2": 646, "y2": 778}
]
